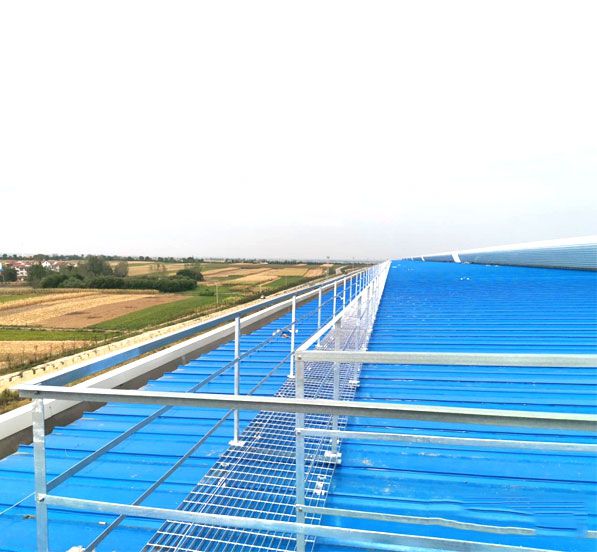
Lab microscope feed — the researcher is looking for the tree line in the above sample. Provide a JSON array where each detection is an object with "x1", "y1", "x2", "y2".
[{"x1": 25, "y1": 256, "x2": 204, "y2": 293}]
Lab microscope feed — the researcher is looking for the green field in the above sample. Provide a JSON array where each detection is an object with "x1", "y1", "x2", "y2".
[
  {"x1": 0, "y1": 328, "x2": 114, "y2": 341},
  {"x1": 89, "y1": 275, "x2": 319, "y2": 331},
  {"x1": 265, "y1": 276, "x2": 310, "y2": 292},
  {"x1": 93, "y1": 289, "x2": 243, "y2": 331}
]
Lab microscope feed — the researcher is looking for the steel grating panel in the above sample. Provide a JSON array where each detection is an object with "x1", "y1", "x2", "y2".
[{"x1": 142, "y1": 284, "x2": 381, "y2": 552}]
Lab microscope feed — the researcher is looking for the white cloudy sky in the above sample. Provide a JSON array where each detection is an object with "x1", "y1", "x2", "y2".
[{"x1": 1, "y1": 1, "x2": 595, "y2": 259}]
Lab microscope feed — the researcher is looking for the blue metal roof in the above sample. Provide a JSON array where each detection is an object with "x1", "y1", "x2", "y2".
[
  {"x1": 0, "y1": 261, "x2": 595, "y2": 551},
  {"x1": 324, "y1": 261, "x2": 597, "y2": 551}
]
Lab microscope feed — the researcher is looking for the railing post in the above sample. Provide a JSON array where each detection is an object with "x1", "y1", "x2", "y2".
[
  {"x1": 316, "y1": 287, "x2": 322, "y2": 346},
  {"x1": 356, "y1": 295, "x2": 363, "y2": 349},
  {"x1": 349, "y1": 275, "x2": 353, "y2": 302},
  {"x1": 365, "y1": 286, "x2": 371, "y2": 329},
  {"x1": 33, "y1": 399, "x2": 49, "y2": 552},
  {"x1": 317, "y1": 287, "x2": 322, "y2": 330},
  {"x1": 328, "y1": 318, "x2": 341, "y2": 460},
  {"x1": 342, "y1": 277, "x2": 347, "y2": 309},
  {"x1": 332, "y1": 281, "x2": 337, "y2": 318},
  {"x1": 295, "y1": 352, "x2": 305, "y2": 552},
  {"x1": 289, "y1": 295, "x2": 297, "y2": 378},
  {"x1": 230, "y1": 316, "x2": 244, "y2": 446}
]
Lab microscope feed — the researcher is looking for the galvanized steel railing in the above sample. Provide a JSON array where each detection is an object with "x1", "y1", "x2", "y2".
[{"x1": 15, "y1": 260, "x2": 597, "y2": 552}]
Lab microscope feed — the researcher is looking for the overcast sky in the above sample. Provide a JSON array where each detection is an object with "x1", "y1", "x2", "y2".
[{"x1": 1, "y1": 1, "x2": 595, "y2": 260}]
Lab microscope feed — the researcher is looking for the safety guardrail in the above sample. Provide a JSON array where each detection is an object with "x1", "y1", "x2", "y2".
[{"x1": 14, "y1": 260, "x2": 597, "y2": 552}]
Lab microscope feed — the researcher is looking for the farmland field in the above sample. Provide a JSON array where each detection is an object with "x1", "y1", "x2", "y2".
[
  {"x1": 93, "y1": 294, "x2": 219, "y2": 331},
  {"x1": 0, "y1": 294, "x2": 36, "y2": 304},
  {"x1": 0, "y1": 261, "x2": 353, "y2": 380},
  {"x1": 0, "y1": 291, "x2": 182, "y2": 328}
]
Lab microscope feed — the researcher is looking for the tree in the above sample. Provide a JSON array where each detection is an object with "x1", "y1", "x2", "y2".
[
  {"x1": 27, "y1": 264, "x2": 51, "y2": 286},
  {"x1": 86, "y1": 276, "x2": 124, "y2": 289},
  {"x1": 79, "y1": 255, "x2": 113, "y2": 277},
  {"x1": 149, "y1": 262, "x2": 167, "y2": 275},
  {"x1": 113, "y1": 260, "x2": 129, "y2": 277},
  {"x1": 176, "y1": 268, "x2": 204, "y2": 281},
  {"x1": 60, "y1": 277, "x2": 85, "y2": 288},
  {"x1": 40, "y1": 273, "x2": 68, "y2": 288},
  {"x1": 59, "y1": 263, "x2": 79, "y2": 275},
  {"x1": 1, "y1": 265, "x2": 17, "y2": 282}
]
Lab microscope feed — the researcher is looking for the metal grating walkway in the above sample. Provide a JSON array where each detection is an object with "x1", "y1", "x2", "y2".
[{"x1": 143, "y1": 285, "x2": 381, "y2": 552}]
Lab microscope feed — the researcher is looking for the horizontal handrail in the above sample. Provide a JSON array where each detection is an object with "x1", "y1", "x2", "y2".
[
  {"x1": 298, "y1": 350, "x2": 597, "y2": 367},
  {"x1": 300, "y1": 505, "x2": 536, "y2": 536},
  {"x1": 301, "y1": 427, "x2": 597, "y2": 452},
  {"x1": 42, "y1": 495, "x2": 554, "y2": 552},
  {"x1": 17, "y1": 385, "x2": 597, "y2": 431}
]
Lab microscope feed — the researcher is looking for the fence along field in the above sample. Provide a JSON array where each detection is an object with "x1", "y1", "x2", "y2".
[{"x1": 0, "y1": 261, "x2": 347, "y2": 382}]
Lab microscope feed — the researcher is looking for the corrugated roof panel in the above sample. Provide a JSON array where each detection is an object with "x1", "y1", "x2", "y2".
[{"x1": 322, "y1": 261, "x2": 597, "y2": 551}]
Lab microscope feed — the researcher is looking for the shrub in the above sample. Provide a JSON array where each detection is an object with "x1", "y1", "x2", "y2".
[
  {"x1": 123, "y1": 277, "x2": 158, "y2": 290},
  {"x1": 176, "y1": 268, "x2": 204, "y2": 281},
  {"x1": 196, "y1": 286, "x2": 215, "y2": 296},
  {"x1": 87, "y1": 276, "x2": 125, "y2": 289},
  {"x1": 153, "y1": 277, "x2": 196, "y2": 292},
  {"x1": 39, "y1": 273, "x2": 68, "y2": 288},
  {"x1": 59, "y1": 277, "x2": 86, "y2": 288},
  {"x1": 85, "y1": 276, "x2": 196, "y2": 293},
  {"x1": 0, "y1": 389, "x2": 19, "y2": 408}
]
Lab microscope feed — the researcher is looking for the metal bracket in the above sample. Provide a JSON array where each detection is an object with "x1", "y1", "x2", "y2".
[{"x1": 323, "y1": 450, "x2": 342, "y2": 464}]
